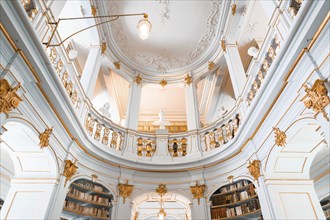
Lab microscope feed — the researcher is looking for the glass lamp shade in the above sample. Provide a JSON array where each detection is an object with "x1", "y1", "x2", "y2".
[
  {"x1": 138, "y1": 18, "x2": 152, "y2": 40},
  {"x1": 68, "y1": 49, "x2": 78, "y2": 60}
]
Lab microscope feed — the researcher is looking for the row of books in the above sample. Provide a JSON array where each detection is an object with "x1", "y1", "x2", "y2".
[
  {"x1": 220, "y1": 180, "x2": 250, "y2": 193},
  {"x1": 211, "y1": 199, "x2": 260, "y2": 219},
  {"x1": 68, "y1": 188, "x2": 110, "y2": 205},
  {"x1": 212, "y1": 186, "x2": 256, "y2": 206},
  {"x1": 63, "y1": 200, "x2": 109, "y2": 218},
  {"x1": 76, "y1": 181, "x2": 105, "y2": 193}
]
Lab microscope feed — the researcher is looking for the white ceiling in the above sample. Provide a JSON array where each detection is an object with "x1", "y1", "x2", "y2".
[{"x1": 101, "y1": 0, "x2": 224, "y2": 76}]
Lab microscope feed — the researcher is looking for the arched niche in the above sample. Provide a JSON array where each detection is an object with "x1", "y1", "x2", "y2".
[
  {"x1": 62, "y1": 178, "x2": 114, "y2": 220},
  {"x1": 209, "y1": 179, "x2": 262, "y2": 219}
]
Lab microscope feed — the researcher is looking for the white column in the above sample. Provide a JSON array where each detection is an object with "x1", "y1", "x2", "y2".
[
  {"x1": 113, "y1": 197, "x2": 132, "y2": 220},
  {"x1": 191, "y1": 198, "x2": 209, "y2": 220},
  {"x1": 0, "y1": 179, "x2": 56, "y2": 220},
  {"x1": 45, "y1": 176, "x2": 69, "y2": 220},
  {"x1": 185, "y1": 83, "x2": 200, "y2": 130},
  {"x1": 80, "y1": 46, "x2": 102, "y2": 98},
  {"x1": 124, "y1": 82, "x2": 142, "y2": 130},
  {"x1": 264, "y1": 179, "x2": 325, "y2": 219},
  {"x1": 224, "y1": 45, "x2": 247, "y2": 99}
]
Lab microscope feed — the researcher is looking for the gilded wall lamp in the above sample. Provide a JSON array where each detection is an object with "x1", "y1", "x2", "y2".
[{"x1": 43, "y1": 13, "x2": 151, "y2": 47}]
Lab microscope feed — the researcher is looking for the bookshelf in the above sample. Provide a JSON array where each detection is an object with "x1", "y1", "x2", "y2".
[
  {"x1": 320, "y1": 196, "x2": 330, "y2": 219},
  {"x1": 210, "y1": 179, "x2": 262, "y2": 220},
  {"x1": 62, "y1": 178, "x2": 113, "y2": 220}
]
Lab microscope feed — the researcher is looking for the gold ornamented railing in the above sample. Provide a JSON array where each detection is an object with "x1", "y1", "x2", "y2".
[
  {"x1": 168, "y1": 138, "x2": 187, "y2": 157},
  {"x1": 202, "y1": 114, "x2": 240, "y2": 151},
  {"x1": 247, "y1": 36, "x2": 281, "y2": 106},
  {"x1": 137, "y1": 137, "x2": 157, "y2": 157},
  {"x1": 48, "y1": 47, "x2": 81, "y2": 109},
  {"x1": 85, "y1": 113, "x2": 124, "y2": 151}
]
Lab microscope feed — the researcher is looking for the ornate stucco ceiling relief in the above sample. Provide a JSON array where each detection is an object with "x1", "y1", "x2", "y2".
[{"x1": 100, "y1": 0, "x2": 225, "y2": 79}]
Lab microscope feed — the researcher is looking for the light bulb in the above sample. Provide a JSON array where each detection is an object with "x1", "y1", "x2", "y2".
[{"x1": 138, "y1": 17, "x2": 152, "y2": 40}]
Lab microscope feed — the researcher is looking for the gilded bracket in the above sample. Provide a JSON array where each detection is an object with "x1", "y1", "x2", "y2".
[
  {"x1": 190, "y1": 181, "x2": 205, "y2": 205},
  {"x1": 0, "y1": 79, "x2": 22, "y2": 114},
  {"x1": 118, "y1": 180, "x2": 134, "y2": 204},
  {"x1": 300, "y1": 79, "x2": 330, "y2": 121},
  {"x1": 247, "y1": 160, "x2": 261, "y2": 183},
  {"x1": 134, "y1": 75, "x2": 142, "y2": 85},
  {"x1": 63, "y1": 159, "x2": 78, "y2": 187},
  {"x1": 184, "y1": 74, "x2": 193, "y2": 86}
]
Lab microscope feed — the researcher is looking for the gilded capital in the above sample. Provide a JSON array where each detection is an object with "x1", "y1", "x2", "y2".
[
  {"x1": 118, "y1": 180, "x2": 134, "y2": 204},
  {"x1": 63, "y1": 159, "x2": 78, "y2": 187},
  {"x1": 160, "y1": 79, "x2": 167, "y2": 87},
  {"x1": 113, "y1": 61, "x2": 120, "y2": 69},
  {"x1": 39, "y1": 127, "x2": 53, "y2": 148},
  {"x1": 134, "y1": 75, "x2": 143, "y2": 85},
  {"x1": 300, "y1": 79, "x2": 330, "y2": 121},
  {"x1": 247, "y1": 160, "x2": 261, "y2": 182},
  {"x1": 221, "y1": 39, "x2": 226, "y2": 53},
  {"x1": 208, "y1": 61, "x2": 215, "y2": 71},
  {"x1": 184, "y1": 74, "x2": 193, "y2": 86},
  {"x1": 0, "y1": 79, "x2": 22, "y2": 114},
  {"x1": 101, "y1": 42, "x2": 107, "y2": 55},
  {"x1": 190, "y1": 181, "x2": 205, "y2": 205}
]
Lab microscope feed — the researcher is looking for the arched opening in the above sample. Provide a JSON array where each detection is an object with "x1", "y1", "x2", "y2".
[
  {"x1": 131, "y1": 191, "x2": 191, "y2": 220},
  {"x1": 0, "y1": 121, "x2": 58, "y2": 219}
]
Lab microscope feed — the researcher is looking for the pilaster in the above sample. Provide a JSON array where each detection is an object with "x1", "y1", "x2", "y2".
[
  {"x1": 80, "y1": 46, "x2": 102, "y2": 98},
  {"x1": 124, "y1": 82, "x2": 142, "y2": 130},
  {"x1": 185, "y1": 83, "x2": 200, "y2": 130},
  {"x1": 224, "y1": 45, "x2": 247, "y2": 99}
]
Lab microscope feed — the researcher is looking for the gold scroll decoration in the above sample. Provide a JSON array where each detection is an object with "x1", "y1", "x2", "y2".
[
  {"x1": 39, "y1": 127, "x2": 53, "y2": 148},
  {"x1": 63, "y1": 159, "x2": 78, "y2": 187},
  {"x1": 301, "y1": 79, "x2": 330, "y2": 121},
  {"x1": 0, "y1": 79, "x2": 22, "y2": 114},
  {"x1": 247, "y1": 160, "x2": 261, "y2": 182},
  {"x1": 118, "y1": 180, "x2": 134, "y2": 204},
  {"x1": 273, "y1": 127, "x2": 286, "y2": 147},
  {"x1": 190, "y1": 181, "x2": 205, "y2": 205}
]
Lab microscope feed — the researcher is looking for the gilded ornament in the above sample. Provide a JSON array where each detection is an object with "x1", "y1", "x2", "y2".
[
  {"x1": 231, "y1": 3, "x2": 237, "y2": 15},
  {"x1": 101, "y1": 42, "x2": 106, "y2": 55},
  {"x1": 91, "y1": 174, "x2": 98, "y2": 183},
  {"x1": 91, "y1": 5, "x2": 97, "y2": 17},
  {"x1": 300, "y1": 79, "x2": 330, "y2": 121},
  {"x1": 0, "y1": 79, "x2": 22, "y2": 114},
  {"x1": 63, "y1": 159, "x2": 78, "y2": 187},
  {"x1": 273, "y1": 127, "x2": 286, "y2": 147},
  {"x1": 134, "y1": 75, "x2": 142, "y2": 85},
  {"x1": 221, "y1": 39, "x2": 226, "y2": 53},
  {"x1": 39, "y1": 127, "x2": 53, "y2": 148},
  {"x1": 160, "y1": 79, "x2": 167, "y2": 87},
  {"x1": 190, "y1": 181, "x2": 205, "y2": 205},
  {"x1": 113, "y1": 61, "x2": 120, "y2": 69},
  {"x1": 227, "y1": 175, "x2": 234, "y2": 183},
  {"x1": 118, "y1": 180, "x2": 134, "y2": 204},
  {"x1": 247, "y1": 160, "x2": 261, "y2": 182},
  {"x1": 208, "y1": 61, "x2": 215, "y2": 70},
  {"x1": 156, "y1": 184, "x2": 167, "y2": 197},
  {"x1": 184, "y1": 74, "x2": 193, "y2": 86}
]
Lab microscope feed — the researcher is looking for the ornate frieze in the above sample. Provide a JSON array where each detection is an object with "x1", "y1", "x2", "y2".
[
  {"x1": 118, "y1": 180, "x2": 134, "y2": 204},
  {"x1": 190, "y1": 181, "x2": 205, "y2": 205},
  {"x1": 247, "y1": 160, "x2": 261, "y2": 182},
  {"x1": 0, "y1": 79, "x2": 22, "y2": 114},
  {"x1": 273, "y1": 127, "x2": 286, "y2": 147},
  {"x1": 301, "y1": 79, "x2": 330, "y2": 121},
  {"x1": 63, "y1": 159, "x2": 78, "y2": 187},
  {"x1": 39, "y1": 127, "x2": 53, "y2": 148}
]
